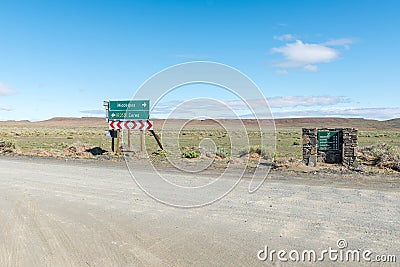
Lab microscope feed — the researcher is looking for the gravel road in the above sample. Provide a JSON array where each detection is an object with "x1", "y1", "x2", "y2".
[{"x1": 0, "y1": 157, "x2": 399, "y2": 266}]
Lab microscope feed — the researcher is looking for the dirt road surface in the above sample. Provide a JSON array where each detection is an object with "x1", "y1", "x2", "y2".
[{"x1": 0, "y1": 157, "x2": 399, "y2": 266}]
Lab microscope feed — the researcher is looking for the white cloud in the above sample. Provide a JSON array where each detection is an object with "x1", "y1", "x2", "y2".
[
  {"x1": 321, "y1": 38, "x2": 354, "y2": 47},
  {"x1": 173, "y1": 54, "x2": 211, "y2": 60},
  {"x1": 273, "y1": 34, "x2": 295, "y2": 41},
  {"x1": 271, "y1": 38, "x2": 355, "y2": 72},
  {"x1": 0, "y1": 106, "x2": 12, "y2": 111},
  {"x1": 0, "y1": 83, "x2": 16, "y2": 96},
  {"x1": 80, "y1": 110, "x2": 105, "y2": 115},
  {"x1": 152, "y1": 96, "x2": 351, "y2": 117},
  {"x1": 272, "y1": 40, "x2": 339, "y2": 68},
  {"x1": 304, "y1": 64, "x2": 318, "y2": 72},
  {"x1": 270, "y1": 107, "x2": 400, "y2": 120},
  {"x1": 227, "y1": 96, "x2": 350, "y2": 109},
  {"x1": 267, "y1": 96, "x2": 350, "y2": 108},
  {"x1": 151, "y1": 100, "x2": 182, "y2": 114},
  {"x1": 276, "y1": 23, "x2": 288, "y2": 27},
  {"x1": 321, "y1": 38, "x2": 355, "y2": 50},
  {"x1": 275, "y1": 69, "x2": 288, "y2": 75},
  {"x1": 150, "y1": 97, "x2": 399, "y2": 120}
]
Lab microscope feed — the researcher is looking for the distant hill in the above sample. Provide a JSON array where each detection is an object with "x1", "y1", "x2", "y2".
[
  {"x1": 35, "y1": 117, "x2": 106, "y2": 127},
  {"x1": 384, "y1": 118, "x2": 400, "y2": 128},
  {"x1": 0, "y1": 117, "x2": 399, "y2": 129},
  {"x1": 274, "y1": 118, "x2": 388, "y2": 129},
  {"x1": 0, "y1": 117, "x2": 105, "y2": 127}
]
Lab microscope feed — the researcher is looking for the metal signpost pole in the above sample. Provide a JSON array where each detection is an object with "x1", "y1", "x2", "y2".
[
  {"x1": 116, "y1": 130, "x2": 121, "y2": 154},
  {"x1": 111, "y1": 133, "x2": 115, "y2": 152}
]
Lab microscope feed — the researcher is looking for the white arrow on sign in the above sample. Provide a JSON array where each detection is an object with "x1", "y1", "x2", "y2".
[
  {"x1": 111, "y1": 113, "x2": 116, "y2": 117},
  {"x1": 142, "y1": 102, "x2": 147, "y2": 108}
]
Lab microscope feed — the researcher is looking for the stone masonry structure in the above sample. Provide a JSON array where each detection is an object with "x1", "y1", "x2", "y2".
[{"x1": 302, "y1": 128, "x2": 358, "y2": 167}]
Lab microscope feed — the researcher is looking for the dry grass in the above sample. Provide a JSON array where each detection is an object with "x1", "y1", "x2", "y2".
[
  {"x1": 1, "y1": 118, "x2": 400, "y2": 172},
  {"x1": 0, "y1": 126, "x2": 109, "y2": 158},
  {"x1": 359, "y1": 143, "x2": 400, "y2": 171}
]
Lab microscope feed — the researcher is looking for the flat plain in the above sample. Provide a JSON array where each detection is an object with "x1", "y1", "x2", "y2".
[
  {"x1": 1, "y1": 117, "x2": 400, "y2": 159},
  {"x1": 0, "y1": 117, "x2": 399, "y2": 266}
]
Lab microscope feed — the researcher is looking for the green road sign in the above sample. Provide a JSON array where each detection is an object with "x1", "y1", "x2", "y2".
[
  {"x1": 107, "y1": 100, "x2": 150, "y2": 121},
  {"x1": 318, "y1": 130, "x2": 339, "y2": 151},
  {"x1": 109, "y1": 100, "x2": 149, "y2": 111},
  {"x1": 108, "y1": 110, "x2": 149, "y2": 120}
]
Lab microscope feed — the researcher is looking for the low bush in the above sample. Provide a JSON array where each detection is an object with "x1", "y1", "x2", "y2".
[
  {"x1": 0, "y1": 140, "x2": 15, "y2": 153},
  {"x1": 182, "y1": 148, "x2": 201, "y2": 159},
  {"x1": 239, "y1": 145, "x2": 273, "y2": 160},
  {"x1": 152, "y1": 149, "x2": 168, "y2": 157},
  {"x1": 216, "y1": 147, "x2": 228, "y2": 158},
  {"x1": 360, "y1": 143, "x2": 400, "y2": 171}
]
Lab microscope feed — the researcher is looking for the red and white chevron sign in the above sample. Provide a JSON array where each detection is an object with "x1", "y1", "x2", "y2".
[{"x1": 109, "y1": 120, "x2": 153, "y2": 130}]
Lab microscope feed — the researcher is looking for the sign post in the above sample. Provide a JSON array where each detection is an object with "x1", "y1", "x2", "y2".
[
  {"x1": 111, "y1": 133, "x2": 115, "y2": 152},
  {"x1": 104, "y1": 100, "x2": 163, "y2": 153},
  {"x1": 140, "y1": 130, "x2": 144, "y2": 153},
  {"x1": 108, "y1": 129, "x2": 118, "y2": 152},
  {"x1": 127, "y1": 129, "x2": 131, "y2": 151},
  {"x1": 116, "y1": 130, "x2": 121, "y2": 154},
  {"x1": 108, "y1": 100, "x2": 149, "y2": 121},
  {"x1": 150, "y1": 130, "x2": 163, "y2": 150}
]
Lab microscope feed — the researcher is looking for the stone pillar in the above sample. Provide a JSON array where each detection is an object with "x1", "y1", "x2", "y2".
[
  {"x1": 342, "y1": 128, "x2": 358, "y2": 166},
  {"x1": 302, "y1": 128, "x2": 317, "y2": 167}
]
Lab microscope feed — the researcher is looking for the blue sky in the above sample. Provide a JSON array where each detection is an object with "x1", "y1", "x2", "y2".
[{"x1": 0, "y1": 0, "x2": 399, "y2": 121}]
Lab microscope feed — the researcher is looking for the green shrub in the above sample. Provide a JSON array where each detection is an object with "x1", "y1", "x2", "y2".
[
  {"x1": 239, "y1": 145, "x2": 273, "y2": 160},
  {"x1": 293, "y1": 140, "x2": 300, "y2": 145},
  {"x1": 216, "y1": 147, "x2": 228, "y2": 158},
  {"x1": 152, "y1": 150, "x2": 168, "y2": 157},
  {"x1": 182, "y1": 148, "x2": 201, "y2": 158}
]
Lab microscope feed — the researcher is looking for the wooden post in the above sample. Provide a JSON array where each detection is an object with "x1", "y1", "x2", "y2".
[
  {"x1": 150, "y1": 130, "x2": 163, "y2": 150},
  {"x1": 116, "y1": 130, "x2": 121, "y2": 154},
  {"x1": 127, "y1": 129, "x2": 131, "y2": 151},
  {"x1": 140, "y1": 130, "x2": 144, "y2": 153}
]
